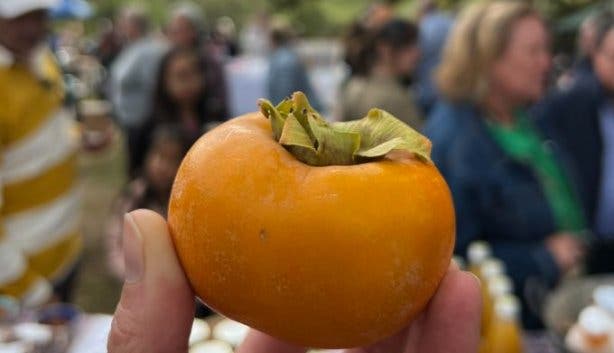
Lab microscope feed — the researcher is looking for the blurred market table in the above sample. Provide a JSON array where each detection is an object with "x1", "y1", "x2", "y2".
[
  {"x1": 524, "y1": 331, "x2": 563, "y2": 353},
  {"x1": 66, "y1": 314, "x2": 563, "y2": 353},
  {"x1": 67, "y1": 314, "x2": 112, "y2": 353}
]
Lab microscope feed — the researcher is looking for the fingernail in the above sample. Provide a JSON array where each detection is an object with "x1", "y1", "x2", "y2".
[
  {"x1": 123, "y1": 213, "x2": 144, "y2": 284},
  {"x1": 468, "y1": 272, "x2": 481, "y2": 288},
  {"x1": 450, "y1": 258, "x2": 460, "y2": 271}
]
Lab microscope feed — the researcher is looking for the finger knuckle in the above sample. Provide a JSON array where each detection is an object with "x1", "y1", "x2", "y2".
[{"x1": 107, "y1": 301, "x2": 140, "y2": 352}]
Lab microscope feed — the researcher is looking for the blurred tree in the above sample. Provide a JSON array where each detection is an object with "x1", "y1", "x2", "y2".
[{"x1": 85, "y1": 0, "x2": 606, "y2": 39}]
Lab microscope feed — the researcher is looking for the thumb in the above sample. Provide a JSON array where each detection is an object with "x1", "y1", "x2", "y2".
[{"x1": 108, "y1": 209, "x2": 195, "y2": 353}]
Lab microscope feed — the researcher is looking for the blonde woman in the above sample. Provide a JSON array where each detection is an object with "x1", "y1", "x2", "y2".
[{"x1": 424, "y1": 2, "x2": 589, "y2": 328}]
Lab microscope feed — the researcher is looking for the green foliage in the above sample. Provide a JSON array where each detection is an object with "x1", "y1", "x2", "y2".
[
  {"x1": 87, "y1": 0, "x2": 604, "y2": 37},
  {"x1": 88, "y1": 0, "x2": 377, "y2": 35}
]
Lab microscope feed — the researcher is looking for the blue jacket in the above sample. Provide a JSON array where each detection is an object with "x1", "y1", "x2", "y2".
[
  {"x1": 425, "y1": 101, "x2": 588, "y2": 327},
  {"x1": 536, "y1": 72, "x2": 605, "y2": 233},
  {"x1": 415, "y1": 11, "x2": 454, "y2": 115},
  {"x1": 267, "y1": 46, "x2": 322, "y2": 110}
]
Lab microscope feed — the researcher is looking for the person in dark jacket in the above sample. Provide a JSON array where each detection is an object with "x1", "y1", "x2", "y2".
[
  {"x1": 425, "y1": 2, "x2": 588, "y2": 328},
  {"x1": 266, "y1": 21, "x2": 322, "y2": 111},
  {"x1": 566, "y1": 11, "x2": 613, "y2": 88},
  {"x1": 538, "y1": 12, "x2": 614, "y2": 272},
  {"x1": 415, "y1": 0, "x2": 453, "y2": 116},
  {"x1": 572, "y1": 13, "x2": 599, "y2": 79}
]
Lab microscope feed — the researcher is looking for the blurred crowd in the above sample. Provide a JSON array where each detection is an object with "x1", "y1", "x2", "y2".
[{"x1": 1, "y1": 0, "x2": 614, "y2": 333}]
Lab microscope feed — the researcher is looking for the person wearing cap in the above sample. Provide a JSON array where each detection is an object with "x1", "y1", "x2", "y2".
[{"x1": 0, "y1": 0, "x2": 82, "y2": 305}]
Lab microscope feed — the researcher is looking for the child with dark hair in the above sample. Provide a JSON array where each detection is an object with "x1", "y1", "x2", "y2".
[
  {"x1": 107, "y1": 125, "x2": 189, "y2": 279},
  {"x1": 340, "y1": 19, "x2": 422, "y2": 127}
]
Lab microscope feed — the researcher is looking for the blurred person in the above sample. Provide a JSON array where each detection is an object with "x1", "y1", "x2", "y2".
[
  {"x1": 104, "y1": 211, "x2": 480, "y2": 353},
  {"x1": 559, "y1": 11, "x2": 612, "y2": 89},
  {"x1": 166, "y1": 2, "x2": 229, "y2": 122},
  {"x1": 343, "y1": 2, "x2": 394, "y2": 77},
  {"x1": 340, "y1": 19, "x2": 422, "y2": 128},
  {"x1": 540, "y1": 12, "x2": 614, "y2": 249},
  {"x1": 227, "y1": 15, "x2": 270, "y2": 117},
  {"x1": 0, "y1": 0, "x2": 82, "y2": 304},
  {"x1": 166, "y1": 2, "x2": 203, "y2": 50},
  {"x1": 109, "y1": 6, "x2": 168, "y2": 169},
  {"x1": 552, "y1": 53, "x2": 575, "y2": 90},
  {"x1": 106, "y1": 125, "x2": 188, "y2": 280},
  {"x1": 574, "y1": 13, "x2": 600, "y2": 78},
  {"x1": 343, "y1": 21, "x2": 371, "y2": 78},
  {"x1": 107, "y1": 123, "x2": 216, "y2": 317},
  {"x1": 131, "y1": 48, "x2": 218, "y2": 173},
  {"x1": 343, "y1": 1, "x2": 396, "y2": 77},
  {"x1": 211, "y1": 16, "x2": 239, "y2": 59},
  {"x1": 267, "y1": 21, "x2": 322, "y2": 110},
  {"x1": 240, "y1": 12, "x2": 270, "y2": 57},
  {"x1": 425, "y1": 2, "x2": 587, "y2": 328},
  {"x1": 362, "y1": 1, "x2": 395, "y2": 30},
  {"x1": 95, "y1": 18, "x2": 122, "y2": 69},
  {"x1": 415, "y1": 0, "x2": 454, "y2": 115},
  {"x1": 554, "y1": 13, "x2": 612, "y2": 91}
]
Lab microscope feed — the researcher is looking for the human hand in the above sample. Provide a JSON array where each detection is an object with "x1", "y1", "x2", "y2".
[
  {"x1": 107, "y1": 210, "x2": 481, "y2": 353},
  {"x1": 545, "y1": 233, "x2": 586, "y2": 274},
  {"x1": 238, "y1": 261, "x2": 482, "y2": 353}
]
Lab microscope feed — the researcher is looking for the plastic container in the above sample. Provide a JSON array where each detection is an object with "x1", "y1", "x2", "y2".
[
  {"x1": 213, "y1": 319, "x2": 249, "y2": 347},
  {"x1": 467, "y1": 241, "x2": 491, "y2": 277},
  {"x1": 593, "y1": 286, "x2": 614, "y2": 316},
  {"x1": 488, "y1": 275, "x2": 514, "y2": 298},
  {"x1": 480, "y1": 259, "x2": 506, "y2": 282},
  {"x1": 484, "y1": 295, "x2": 523, "y2": 353},
  {"x1": 566, "y1": 306, "x2": 614, "y2": 353},
  {"x1": 190, "y1": 339, "x2": 234, "y2": 353},
  {"x1": 189, "y1": 319, "x2": 211, "y2": 346},
  {"x1": 480, "y1": 259, "x2": 506, "y2": 336}
]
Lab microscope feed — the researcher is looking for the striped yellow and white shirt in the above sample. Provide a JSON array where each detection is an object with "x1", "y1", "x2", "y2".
[{"x1": 0, "y1": 45, "x2": 82, "y2": 305}]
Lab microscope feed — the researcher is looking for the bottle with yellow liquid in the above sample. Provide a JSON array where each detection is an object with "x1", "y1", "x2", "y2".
[
  {"x1": 481, "y1": 259, "x2": 506, "y2": 282},
  {"x1": 467, "y1": 241, "x2": 492, "y2": 277},
  {"x1": 488, "y1": 275, "x2": 514, "y2": 299},
  {"x1": 485, "y1": 294, "x2": 524, "y2": 353},
  {"x1": 480, "y1": 259, "x2": 506, "y2": 337},
  {"x1": 479, "y1": 275, "x2": 515, "y2": 353}
]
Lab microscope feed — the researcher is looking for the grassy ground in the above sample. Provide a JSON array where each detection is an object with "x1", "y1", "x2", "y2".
[{"x1": 73, "y1": 131, "x2": 127, "y2": 313}]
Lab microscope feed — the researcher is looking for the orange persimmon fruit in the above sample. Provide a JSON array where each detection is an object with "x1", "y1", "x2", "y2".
[{"x1": 168, "y1": 92, "x2": 455, "y2": 348}]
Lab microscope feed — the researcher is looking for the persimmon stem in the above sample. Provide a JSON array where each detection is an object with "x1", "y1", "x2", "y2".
[{"x1": 258, "y1": 92, "x2": 432, "y2": 166}]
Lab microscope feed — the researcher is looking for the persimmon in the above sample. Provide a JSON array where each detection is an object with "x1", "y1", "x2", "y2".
[{"x1": 168, "y1": 92, "x2": 455, "y2": 348}]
